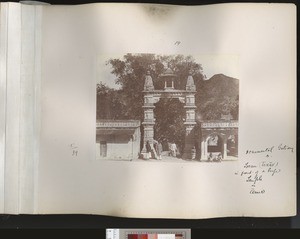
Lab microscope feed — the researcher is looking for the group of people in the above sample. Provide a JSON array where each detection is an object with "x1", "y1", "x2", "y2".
[
  {"x1": 145, "y1": 140, "x2": 181, "y2": 160},
  {"x1": 207, "y1": 152, "x2": 222, "y2": 162},
  {"x1": 144, "y1": 141, "x2": 223, "y2": 161},
  {"x1": 168, "y1": 142, "x2": 179, "y2": 157},
  {"x1": 145, "y1": 140, "x2": 163, "y2": 160}
]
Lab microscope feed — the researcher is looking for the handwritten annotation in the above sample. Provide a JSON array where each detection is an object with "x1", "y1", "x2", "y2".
[{"x1": 235, "y1": 143, "x2": 294, "y2": 195}]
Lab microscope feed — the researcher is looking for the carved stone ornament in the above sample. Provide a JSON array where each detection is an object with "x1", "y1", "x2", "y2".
[{"x1": 144, "y1": 71, "x2": 154, "y2": 91}]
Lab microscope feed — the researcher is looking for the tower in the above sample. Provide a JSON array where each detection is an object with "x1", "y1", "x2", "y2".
[
  {"x1": 141, "y1": 71, "x2": 155, "y2": 155},
  {"x1": 182, "y1": 71, "x2": 197, "y2": 159}
]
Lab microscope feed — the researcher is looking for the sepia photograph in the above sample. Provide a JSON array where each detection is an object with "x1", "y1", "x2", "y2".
[{"x1": 96, "y1": 54, "x2": 239, "y2": 162}]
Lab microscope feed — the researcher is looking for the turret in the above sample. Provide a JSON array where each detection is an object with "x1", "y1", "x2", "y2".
[
  {"x1": 144, "y1": 71, "x2": 154, "y2": 91},
  {"x1": 186, "y1": 70, "x2": 196, "y2": 91}
]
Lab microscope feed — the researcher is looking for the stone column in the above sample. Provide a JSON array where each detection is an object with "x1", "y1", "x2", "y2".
[
  {"x1": 223, "y1": 142, "x2": 227, "y2": 159},
  {"x1": 141, "y1": 93, "x2": 155, "y2": 155},
  {"x1": 204, "y1": 140, "x2": 208, "y2": 159},
  {"x1": 182, "y1": 72, "x2": 197, "y2": 159},
  {"x1": 182, "y1": 93, "x2": 197, "y2": 160},
  {"x1": 141, "y1": 71, "x2": 155, "y2": 156},
  {"x1": 200, "y1": 139, "x2": 205, "y2": 161}
]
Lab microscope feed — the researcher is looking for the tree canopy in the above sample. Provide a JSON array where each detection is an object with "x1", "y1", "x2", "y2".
[
  {"x1": 96, "y1": 53, "x2": 239, "y2": 148},
  {"x1": 97, "y1": 53, "x2": 238, "y2": 120},
  {"x1": 98, "y1": 54, "x2": 204, "y2": 120},
  {"x1": 153, "y1": 98, "x2": 186, "y2": 152}
]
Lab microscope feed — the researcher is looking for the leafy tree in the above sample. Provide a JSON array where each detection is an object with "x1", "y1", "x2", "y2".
[
  {"x1": 196, "y1": 74, "x2": 239, "y2": 121},
  {"x1": 96, "y1": 83, "x2": 127, "y2": 120},
  {"x1": 96, "y1": 54, "x2": 239, "y2": 151},
  {"x1": 199, "y1": 96, "x2": 238, "y2": 120},
  {"x1": 104, "y1": 54, "x2": 204, "y2": 121},
  {"x1": 153, "y1": 98, "x2": 186, "y2": 152}
]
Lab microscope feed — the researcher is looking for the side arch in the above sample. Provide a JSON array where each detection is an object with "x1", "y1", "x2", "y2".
[{"x1": 201, "y1": 131, "x2": 227, "y2": 161}]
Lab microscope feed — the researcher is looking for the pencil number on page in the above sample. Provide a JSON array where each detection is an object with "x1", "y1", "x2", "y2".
[{"x1": 69, "y1": 143, "x2": 79, "y2": 157}]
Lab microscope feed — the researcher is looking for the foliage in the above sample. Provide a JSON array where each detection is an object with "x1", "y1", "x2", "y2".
[
  {"x1": 196, "y1": 74, "x2": 239, "y2": 120},
  {"x1": 96, "y1": 54, "x2": 239, "y2": 145},
  {"x1": 153, "y1": 98, "x2": 186, "y2": 151},
  {"x1": 101, "y1": 54, "x2": 204, "y2": 121},
  {"x1": 198, "y1": 95, "x2": 239, "y2": 120},
  {"x1": 96, "y1": 83, "x2": 126, "y2": 120}
]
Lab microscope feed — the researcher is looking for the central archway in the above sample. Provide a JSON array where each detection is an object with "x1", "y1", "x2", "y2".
[
  {"x1": 141, "y1": 69, "x2": 197, "y2": 160},
  {"x1": 154, "y1": 98, "x2": 185, "y2": 157}
]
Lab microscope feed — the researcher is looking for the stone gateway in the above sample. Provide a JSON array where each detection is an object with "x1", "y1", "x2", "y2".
[
  {"x1": 141, "y1": 69, "x2": 197, "y2": 160},
  {"x1": 141, "y1": 69, "x2": 238, "y2": 161}
]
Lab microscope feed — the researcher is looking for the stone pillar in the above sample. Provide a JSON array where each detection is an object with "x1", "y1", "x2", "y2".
[
  {"x1": 141, "y1": 93, "x2": 155, "y2": 155},
  {"x1": 204, "y1": 140, "x2": 208, "y2": 159},
  {"x1": 182, "y1": 124, "x2": 195, "y2": 160},
  {"x1": 223, "y1": 142, "x2": 227, "y2": 159},
  {"x1": 200, "y1": 139, "x2": 205, "y2": 161},
  {"x1": 142, "y1": 124, "x2": 154, "y2": 148},
  {"x1": 182, "y1": 93, "x2": 197, "y2": 160},
  {"x1": 142, "y1": 71, "x2": 156, "y2": 156}
]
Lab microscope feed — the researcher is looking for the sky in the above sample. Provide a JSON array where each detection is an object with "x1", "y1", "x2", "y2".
[{"x1": 96, "y1": 54, "x2": 239, "y2": 89}]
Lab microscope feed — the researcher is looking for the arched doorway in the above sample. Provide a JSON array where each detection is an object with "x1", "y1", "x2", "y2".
[
  {"x1": 206, "y1": 133, "x2": 224, "y2": 160},
  {"x1": 199, "y1": 121, "x2": 239, "y2": 161},
  {"x1": 227, "y1": 134, "x2": 238, "y2": 157},
  {"x1": 154, "y1": 98, "x2": 185, "y2": 157}
]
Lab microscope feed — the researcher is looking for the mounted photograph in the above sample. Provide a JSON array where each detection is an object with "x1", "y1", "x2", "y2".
[{"x1": 96, "y1": 54, "x2": 239, "y2": 162}]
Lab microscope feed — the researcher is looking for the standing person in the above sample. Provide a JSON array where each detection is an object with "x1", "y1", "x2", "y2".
[
  {"x1": 157, "y1": 141, "x2": 163, "y2": 160},
  {"x1": 146, "y1": 140, "x2": 151, "y2": 159},
  {"x1": 168, "y1": 142, "x2": 171, "y2": 156},
  {"x1": 191, "y1": 146, "x2": 196, "y2": 160},
  {"x1": 217, "y1": 153, "x2": 222, "y2": 162},
  {"x1": 152, "y1": 140, "x2": 158, "y2": 160},
  {"x1": 170, "y1": 142, "x2": 177, "y2": 157},
  {"x1": 208, "y1": 152, "x2": 213, "y2": 162}
]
